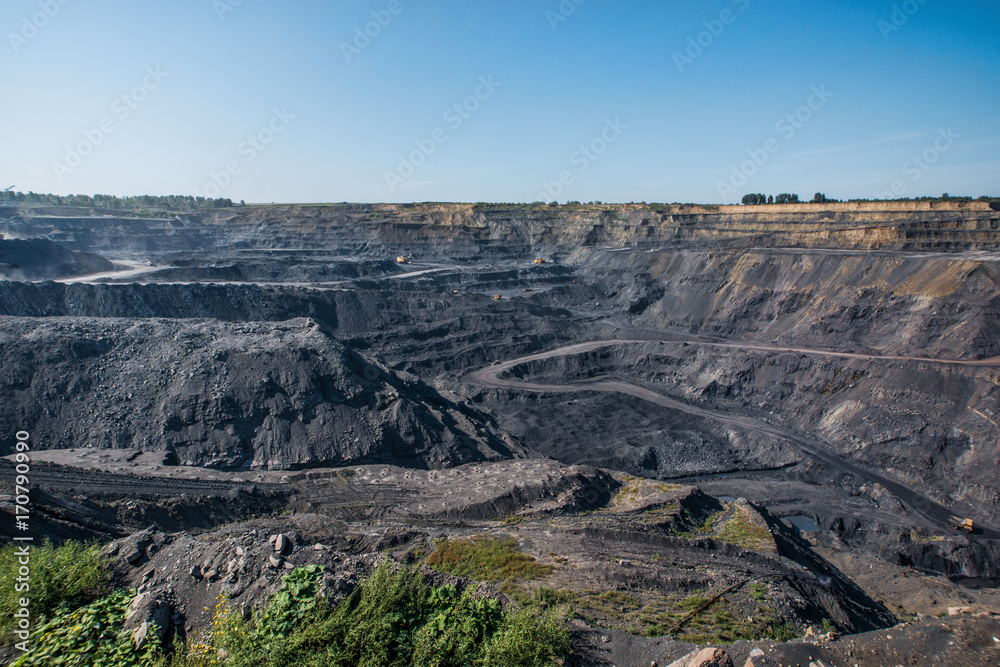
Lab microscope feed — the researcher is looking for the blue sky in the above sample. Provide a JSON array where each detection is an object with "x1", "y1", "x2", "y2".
[{"x1": 2, "y1": 0, "x2": 998, "y2": 204}]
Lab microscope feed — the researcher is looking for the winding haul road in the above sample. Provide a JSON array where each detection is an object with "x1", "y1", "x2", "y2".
[
  {"x1": 469, "y1": 338, "x2": 1000, "y2": 541},
  {"x1": 51, "y1": 261, "x2": 460, "y2": 292}
]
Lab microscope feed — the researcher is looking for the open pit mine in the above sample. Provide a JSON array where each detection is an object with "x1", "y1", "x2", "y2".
[{"x1": 2, "y1": 200, "x2": 1000, "y2": 666}]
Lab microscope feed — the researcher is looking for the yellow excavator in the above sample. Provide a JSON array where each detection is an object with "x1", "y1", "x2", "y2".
[
  {"x1": 396, "y1": 256, "x2": 410, "y2": 264},
  {"x1": 950, "y1": 516, "x2": 974, "y2": 533},
  {"x1": 534, "y1": 258, "x2": 547, "y2": 265}
]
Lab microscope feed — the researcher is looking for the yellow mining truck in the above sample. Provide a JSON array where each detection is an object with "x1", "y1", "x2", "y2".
[
  {"x1": 534, "y1": 258, "x2": 547, "y2": 264},
  {"x1": 950, "y1": 516, "x2": 974, "y2": 533}
]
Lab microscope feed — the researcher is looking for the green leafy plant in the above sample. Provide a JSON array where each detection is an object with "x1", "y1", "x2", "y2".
[
  {"x1": 260, "y1": 564, "x2": 325, "y2": 639},
  {"x1": 12, "y1": 589, "x2": 162, "y2": 667}
]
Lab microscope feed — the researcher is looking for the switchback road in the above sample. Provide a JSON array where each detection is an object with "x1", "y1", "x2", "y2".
[{"x1": 469, "y1": 338, "x2": 1000, "y2": 540}]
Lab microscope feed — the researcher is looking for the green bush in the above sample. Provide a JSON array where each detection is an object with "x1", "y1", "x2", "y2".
[
  {"x1": 480, "y1": 605, "x2": 569, "y2": 667},
  {"x1": 204, "y1": 560, "x2": 568, "y2": 667},
  {"x1": 0, "y1": 541, "x2": 109, "y2": 646}
]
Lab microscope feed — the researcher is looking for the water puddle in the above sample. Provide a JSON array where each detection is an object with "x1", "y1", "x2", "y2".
[{"x1": 782, "y1": 515, "x2": 819, "y2": 532}]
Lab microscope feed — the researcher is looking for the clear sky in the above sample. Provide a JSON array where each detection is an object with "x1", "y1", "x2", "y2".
[{"x1": 2, "y1": 0, "x2": 998, "y2": 204}]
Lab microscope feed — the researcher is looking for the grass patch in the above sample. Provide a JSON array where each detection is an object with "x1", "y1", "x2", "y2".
[
  {"x1": 533, "y1": 587, "x2": 576, "y2": 608},
  {"x1": 716, "y1": 513, "x2": 774, "y2": 552},
  {"x1": 679, "y1": 594, "x2": 710, "y2": 610},
  {"x1": 568, "y1": 588, "x2": 801, "y2": 645},
  {"x1": 670, "y1": 505, "x2": 774, "y2": 552},
  {"x1": 637, "y1": 504, "x2": 680, "y2": 524},
  {"x1": 700, "y1": 511, "x2": 723, "y2": 534},
  {"x1": 0, "y1": 540, "x2": 110, "y2": 646},
  {"x1": 615, "y1": 480, "x2": 684, "y2": 505},
  {"x1": 425, "y1": 536, "x2": 554, "y2": 583},
  {"x1": 672, "y1": 512, "x2": 719, "y2": 539}
]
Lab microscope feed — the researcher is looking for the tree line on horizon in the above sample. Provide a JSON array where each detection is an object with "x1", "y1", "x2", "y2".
[
  {"x1": 1, "y1": 191, "x2": 995, "y2": 211},
  {"x1": 0, "y1": 191, "x2": 235, "y2": 210},
  {"x1": 741, "y1": 193, "x2": 805, "y2": 205},
  {"x1": 742, "y1": 193, "x2": 995, "y2": 205}
]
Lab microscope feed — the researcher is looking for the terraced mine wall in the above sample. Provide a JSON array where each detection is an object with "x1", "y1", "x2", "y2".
[
  {"x1": 3, "y1": 202, "x2": 1000, "y2": 527},
  {"x1": 4, "y1": 201, "x2": 999, "y2": 259}
]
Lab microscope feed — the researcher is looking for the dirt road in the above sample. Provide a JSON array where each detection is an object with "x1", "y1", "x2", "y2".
[
  {"x1": 469, "y1": 339, "x2": 1000, "y2": 540},
  {"x1": 51, "y1": 260, "x2": 163, "y2": 284}
]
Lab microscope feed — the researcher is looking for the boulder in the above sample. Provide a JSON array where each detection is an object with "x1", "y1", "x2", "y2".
[
  {"x1": 124, "y1": 546, "x2": 144, "y2": 565},
  {"x1": 744, "y1": 648, "x2": 779, "y2": 667},
  {"x1": 688, "y1": 648, "x2": 734, "y2": 667},
  {"x1": 128, "y1": 595, "x2": 171, "y2": 650},
  {"x1": 134, "y1": 621, "x2": 153, "y2": 651},
  {"x1": 667, "y1": 648, "x2": 734, "y2": 667}
]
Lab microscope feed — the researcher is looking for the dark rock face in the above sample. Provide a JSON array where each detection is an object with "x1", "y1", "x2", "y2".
[
  {"x1": 0, "y1": 237, "x2": 115, "y2": 279},
  {"x1": 0, "y1": 317, "x2": 527, "y2": 470}
]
